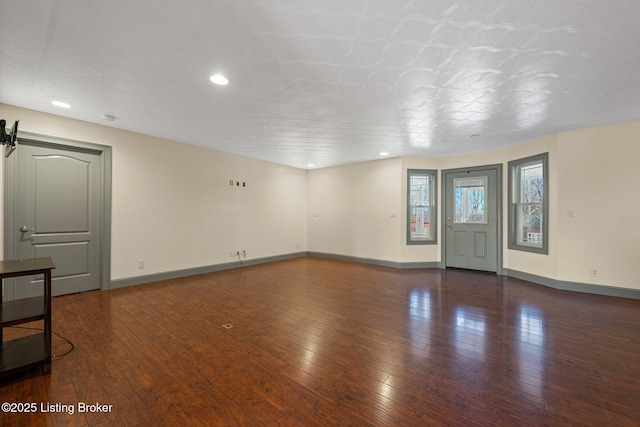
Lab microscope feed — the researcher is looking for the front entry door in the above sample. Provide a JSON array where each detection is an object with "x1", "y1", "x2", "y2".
[
  {"x1": 444, "y1": 167, "x2": 499, "y2": 272},
  {"x1": 8, "y1": 141, "x2": 103, "y2": 298}
]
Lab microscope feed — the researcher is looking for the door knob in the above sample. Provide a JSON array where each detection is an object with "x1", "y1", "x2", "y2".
[{"x1": 19, "y1": 226, "x2": 34, "y2": 233}]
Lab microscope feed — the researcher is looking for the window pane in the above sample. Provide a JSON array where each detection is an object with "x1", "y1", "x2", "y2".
[
  {"x1": 408, "y1": 170, "x2": 436, "y2": 244},
  {"x1": 520, "y1": 163, "x2": 543, "y2": 204},
  {"x1": 410, "y1": 206, "x2": 431, "y2": 239},
  {"x1": 517, "y1": 203, "x2": 543, "y2": 246},
  {"x1": 509, "y1": 154, "x2": 547, "y2": 253},
  {"x1": 454, "y1": 176, "x2": 487, "y2": 224},
  {"x1": 410, "y1": 175, "x2": 429, "y2": 207},
  {"x1": 410, "y1": 173, "x2": 431, "y2": 240},
  {"x1": 517, "y1": 160, "x2": 543, "y2": 246}
]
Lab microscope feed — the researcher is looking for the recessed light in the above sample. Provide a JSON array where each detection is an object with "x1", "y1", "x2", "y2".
[
  {"x1": 101, "y1": 114, "x2": 116, "y2": 122},
  {"x1": 470, "y1": 134, "x2": 480, "y2": 138},
  {"x1": 52, "y1": 101, "x2": 70, "y2": 108},
  {"x1": 210, "y1": 74, "x2": 229, "y2": 85},
  {"x1": 307, "y1": 163, "x2": 315, "y2": 168},
  {"x1": 380, "y1": 152, "x2": 389, "y2": 156}
]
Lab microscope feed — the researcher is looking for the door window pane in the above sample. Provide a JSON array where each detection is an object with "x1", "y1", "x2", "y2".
[{"x1": 454, "y1": 176, "x2": 487, "y2": 224}]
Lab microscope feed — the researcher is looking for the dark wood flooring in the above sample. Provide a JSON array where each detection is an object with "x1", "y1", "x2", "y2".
[{"x1": 1, "y1": 257, "x2": 639, "y2": 426}]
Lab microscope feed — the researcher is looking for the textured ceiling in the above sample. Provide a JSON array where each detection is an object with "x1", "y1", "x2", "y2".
[{"x1": 1, "y1": 0, "x2": 639, "y2": 169}]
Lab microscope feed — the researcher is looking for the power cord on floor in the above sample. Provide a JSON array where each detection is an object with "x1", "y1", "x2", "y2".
[{"x1": 8, "y1": 326, "x2": 75, "y2": 358}]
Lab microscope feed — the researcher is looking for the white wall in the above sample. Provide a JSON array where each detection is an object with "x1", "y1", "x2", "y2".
[
  {"x1": 556, "y1": 121, "x2": 640, "y2": 289},
  {"x1": 0, "y1": 104, "x2": 307, "y2": 281},
  {"x1": 307, "y1": 158, "x2": 403, "y2": 262}
]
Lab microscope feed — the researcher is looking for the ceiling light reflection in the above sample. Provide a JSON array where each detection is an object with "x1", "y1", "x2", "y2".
[{"x1": 375, "y1": 382, "x2": 397, "y2": 422}]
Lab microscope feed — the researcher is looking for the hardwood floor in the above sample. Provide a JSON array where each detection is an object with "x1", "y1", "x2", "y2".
[{"x1": 1, "y1": 257, "x2": 639, "y2": 426}]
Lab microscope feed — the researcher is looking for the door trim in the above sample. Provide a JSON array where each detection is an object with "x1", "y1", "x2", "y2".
[
  {"x1": 440, "y1": 164, "x2": 503, "y2": 274},
  {"x1": 3, "y1": 131, "x2": 112, "y2": 295}
]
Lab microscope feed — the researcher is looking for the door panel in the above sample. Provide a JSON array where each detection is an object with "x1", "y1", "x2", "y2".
[
  {"x1": 35, "y1": 242, "x2": 90, "y2": 277},
  {"x1": 12, "y1": 143, "x2": 102, "y2": 298},
  {"x1": 35, "y1": 155, "x2": 90, "y2": 232},
  {"x1": 474, "y1": 232, "x2": 487, "y2": 258},
  {"x1": 454, "y1": 231, "x2": 467, "y2": 256},
  {"x1": 445, "y1": 168, "x2": 498, "y2": 272}
]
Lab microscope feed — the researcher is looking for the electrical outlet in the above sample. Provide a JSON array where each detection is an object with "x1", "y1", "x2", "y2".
[
  {"x1": 138, "y1": 260, "x2": 145, "y2": 269},
  {"x1": 590, "y1": 268, "x2": 598, "y2": 277},
  {"x1": 242, "y1": 250, "x2": 246, "y2": 258}
]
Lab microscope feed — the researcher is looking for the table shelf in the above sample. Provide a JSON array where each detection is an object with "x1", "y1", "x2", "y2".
[
  {"x1": 0, "y1": 296, "x2": 47, "y2": 326},
  {"x1": 0, "y1": 333, "x2": 47, "y2": 374},
  {"x1": 0, "y1": 257, "x2": 54, "y2": 379}
]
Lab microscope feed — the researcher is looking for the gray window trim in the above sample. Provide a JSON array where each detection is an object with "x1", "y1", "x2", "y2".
[
  {"x1": 508, "y1": 152, "x2": 549, "y2": 254},
  {"x1": 407, "y1": 169, "x2": 437, "y2": 245}
]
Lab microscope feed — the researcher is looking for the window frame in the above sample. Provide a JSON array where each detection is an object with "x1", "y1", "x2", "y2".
[
  {"x1": 407, "y1": 169, "x2": 437, "y2": 245},
  {"x1": 508, "y1": 153, "x2": 549, "y2": 254}
]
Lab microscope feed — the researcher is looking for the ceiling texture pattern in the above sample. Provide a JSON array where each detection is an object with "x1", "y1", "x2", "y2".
[{"x1": 1, "y1": 0, "x2": 639, "y2": 169}]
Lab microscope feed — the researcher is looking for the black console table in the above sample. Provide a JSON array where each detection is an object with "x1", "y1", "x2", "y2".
[{"x1": 0, "y1": 257, "x2": 55, "y2": 378}]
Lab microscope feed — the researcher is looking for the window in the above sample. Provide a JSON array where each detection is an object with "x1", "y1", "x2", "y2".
[
  {"x1": 508, "y1": 153, "x2": 548, "y2": 254},
  {"x1": 454, "y1": 176, "x2": 487, "y2": 224},
  {"x1": 407, "y1": 169, "x2": 437, "y2": 244}
]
